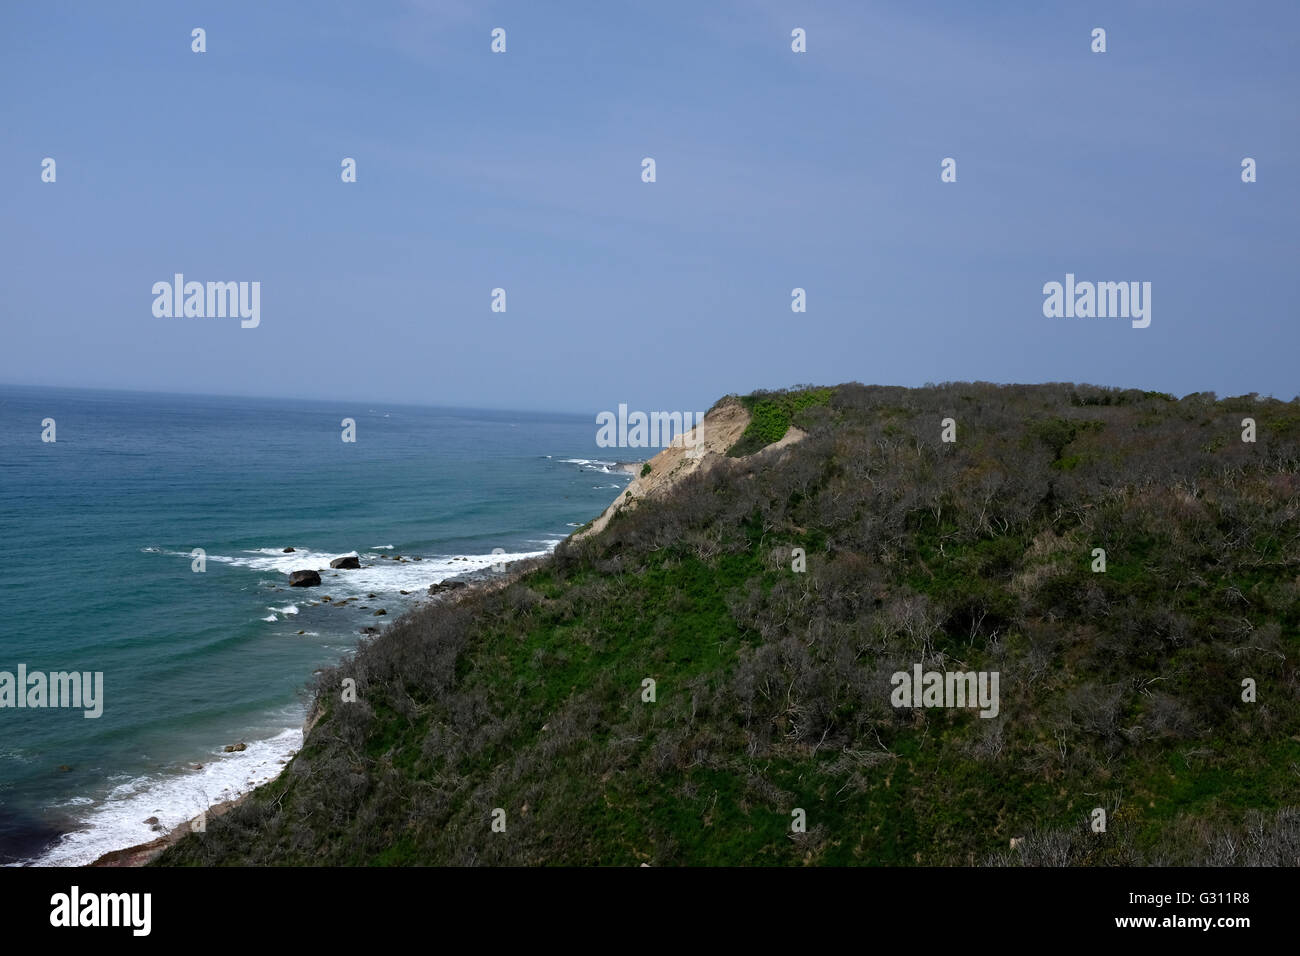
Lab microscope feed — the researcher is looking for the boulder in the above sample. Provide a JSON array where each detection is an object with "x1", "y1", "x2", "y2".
[
  {"x1": 289, "y1": 570, "x2": 321, "y2": 587},
  {"x1": 330, "y1": 555, "x2": 361, "y2": 570},
  {"x1": 282, "y1": 547, "x2": 295, "y2": 553},
  {"x1": 223, "y1": 742, "x2": 247, "y2": 753},
  {"x1": 428, "y1": 580, "x2": 468, "y2": 594},
  {"x1": 374, "y1": 609, "x2": 386, "y2": 616}
]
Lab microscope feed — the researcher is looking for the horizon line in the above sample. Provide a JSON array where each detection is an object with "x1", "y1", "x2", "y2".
[
  {"x1": 0, "y1": 380, "x2": 602, "y2": 419},
  {"x1": 2, "y1": 379, "x2": 1296, "y2": 415}
]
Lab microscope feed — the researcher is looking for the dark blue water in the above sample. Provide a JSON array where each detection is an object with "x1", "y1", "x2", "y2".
[{"x1": 0, "y1": 386, "x2": 629, "y2": 864}]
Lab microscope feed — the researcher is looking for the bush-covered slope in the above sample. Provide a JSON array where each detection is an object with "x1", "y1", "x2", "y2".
[{"x1": 159, "y1": 382, "x2": 1300, "y2": 866}]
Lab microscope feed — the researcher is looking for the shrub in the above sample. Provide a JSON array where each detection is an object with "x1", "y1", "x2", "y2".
[
  {"x1": 728, "y1": 387, "x2": 834, "y2": 456},
  {"x1": 158, "y1": 380, "x2": 1300, "y2": 868}
]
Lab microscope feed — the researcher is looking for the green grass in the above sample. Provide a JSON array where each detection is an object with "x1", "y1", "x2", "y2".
[{"x1": 728, "y1": 387, "x2": 834, "y2": 457}]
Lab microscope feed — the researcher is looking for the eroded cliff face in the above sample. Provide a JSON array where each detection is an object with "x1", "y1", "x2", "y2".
[{"x1": 576, "y1": 399, "x2": 806, "y2": 539}]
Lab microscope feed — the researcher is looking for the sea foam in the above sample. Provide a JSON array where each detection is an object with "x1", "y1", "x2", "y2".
[{"x1": 32, "y1": 725, "x2": 304, "y2": 867}]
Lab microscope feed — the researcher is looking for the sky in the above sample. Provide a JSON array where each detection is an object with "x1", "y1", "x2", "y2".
[{"x1": 1, "y1": 0, "x2": 1296, "y2": 414}]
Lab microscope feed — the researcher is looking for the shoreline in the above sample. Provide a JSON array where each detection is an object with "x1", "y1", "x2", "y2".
[
  {"x1": 30, "y1": 725, "x2": 304, "y2": 869},
  {"x1": 80, "y1": 554, "x2": 556, "y2": 868},
  {"x1": 89, "y1": 794, "x2": 247, "y2": 867},
  {"x1": 89, "y1": 405, "x2": 770, "y2": 867}
]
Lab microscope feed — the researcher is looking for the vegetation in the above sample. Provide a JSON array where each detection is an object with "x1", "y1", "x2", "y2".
[
  {"x1": 641, "y1": 463, "x2": 652, "y2": 478},
  {"x1": 159, "y1": 382, "x2": 1300, "y2": 866},
  {"x1": 727, "y1": 386, "x2": 833, "y2": 457}
]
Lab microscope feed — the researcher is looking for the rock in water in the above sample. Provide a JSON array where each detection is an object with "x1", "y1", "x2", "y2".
[
  {"x1": 282, "y1": 547, "x2": 295, "y2": 553},
  {"x1": 289, "y1": 570, "x2": 322, "y2": 587},
  {"x1": 330, "y1": 555, "x2": 361, "y2": 570}
]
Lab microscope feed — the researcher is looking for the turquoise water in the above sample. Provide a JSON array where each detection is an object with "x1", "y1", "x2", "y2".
[{"x1": 0, "y1": 386, "x2": 629, "y2": 864}]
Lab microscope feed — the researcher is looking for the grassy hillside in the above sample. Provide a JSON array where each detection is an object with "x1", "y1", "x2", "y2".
[{"x1": 159, "y1": 383, "x2": 1300, "y2": 866}]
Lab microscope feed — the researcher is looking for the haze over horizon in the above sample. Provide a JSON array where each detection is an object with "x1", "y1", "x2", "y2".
[{"x1": 3, "y1": 1, "x2": 1297, "y2": 415}]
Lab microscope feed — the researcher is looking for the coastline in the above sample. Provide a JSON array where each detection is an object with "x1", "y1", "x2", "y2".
[
  {"x1": 90, "y1": 795, "x2": 247, "y2": 867},
  {"x1": 3, "y1": 391, "x2": 636, "y2": 869},
  {"x1": 78, "y1": 407, "x2": 764, "y2": 867},
  {"x1": 80, "y1": 555, "x2": 556, "y2": 868}
]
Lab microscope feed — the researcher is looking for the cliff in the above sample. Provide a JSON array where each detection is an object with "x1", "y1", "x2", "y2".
[
  {"x1": 577, "y1": 397, "x2": 806, "y2": 539},
  {"x1": 155, "y1": 383, "x2": 1300, "y2": 866}
]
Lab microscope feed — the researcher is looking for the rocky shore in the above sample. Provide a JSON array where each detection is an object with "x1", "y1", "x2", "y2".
[
  {"x1": 90, "y1": 795, "x2": 246, "y2": 867},
  {"x1": 88, "y1": 558, "x2": 544, "y2": 867}
]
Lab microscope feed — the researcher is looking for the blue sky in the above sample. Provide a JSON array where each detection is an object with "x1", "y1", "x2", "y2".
[{"x1": 2, "y1": 0, "x2": 1296, "y2": 413}]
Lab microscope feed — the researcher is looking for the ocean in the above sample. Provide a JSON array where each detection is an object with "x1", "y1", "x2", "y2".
[{"x1": 0, "y1": 385, "x2": 630, "y2": 865}]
